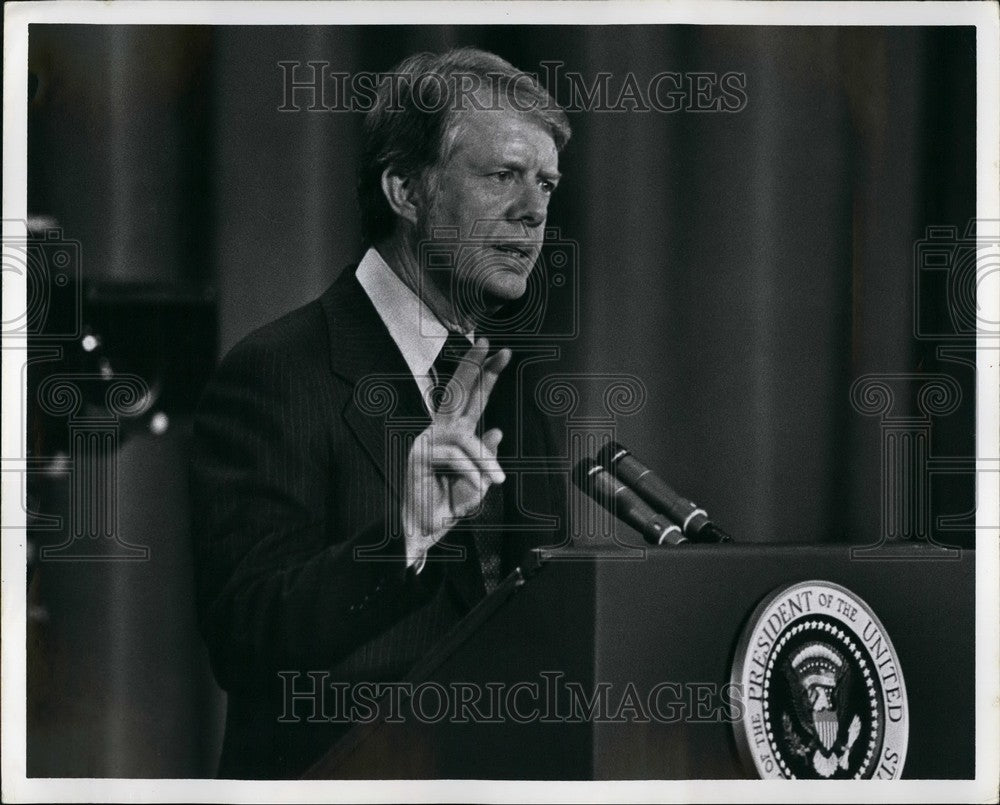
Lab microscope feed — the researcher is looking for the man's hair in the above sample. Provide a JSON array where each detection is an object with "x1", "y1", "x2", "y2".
[{"x1": 358, "y1": 47, "x2": 571, "y2": 244}]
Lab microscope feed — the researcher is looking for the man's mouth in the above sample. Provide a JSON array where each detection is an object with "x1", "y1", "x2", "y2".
[{"x1": 491, "y1": 243, "x2": 533, "y2": 258}]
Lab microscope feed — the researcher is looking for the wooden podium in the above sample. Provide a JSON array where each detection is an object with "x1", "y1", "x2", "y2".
[{"x1": 305, "y1": 543, "x2": 975, "y2": 780}]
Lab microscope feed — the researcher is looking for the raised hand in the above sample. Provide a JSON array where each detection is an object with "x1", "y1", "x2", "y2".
[{"x1": 402, "y1": 338, "x2": 512, "y2": 566}]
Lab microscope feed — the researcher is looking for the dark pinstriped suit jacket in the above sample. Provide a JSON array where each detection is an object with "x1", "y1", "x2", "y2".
[{"x1": 191, "y1": 266, "x2": 565, "y2": 778}]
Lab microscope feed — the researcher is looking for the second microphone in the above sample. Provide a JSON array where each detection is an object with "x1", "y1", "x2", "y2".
[{"x1": 573, "y1": 458, "x2": 688, "y2": 546}]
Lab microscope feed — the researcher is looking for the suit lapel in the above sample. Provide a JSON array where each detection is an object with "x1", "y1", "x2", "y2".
[
  {"x1": 320, "y1": 267, "x2": 429, "y2": 498},
  {"x1": 487, "y1": 363, "x2": 535, "y2": 574},
  {"x1": 489, "y1": 355, "x2": 564, "y2": 571}
]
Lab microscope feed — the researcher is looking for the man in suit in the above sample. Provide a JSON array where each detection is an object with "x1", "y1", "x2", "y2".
[{"x1": 190, "y1": 47, "x2": 571, "y2": 778}]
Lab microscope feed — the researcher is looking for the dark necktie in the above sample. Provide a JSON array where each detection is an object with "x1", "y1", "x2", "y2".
[
  {"x1": 429, "y1": 330, "x2": 473, "y2": 413},
  {"x1": 431, "y1": 331, "x2": 504, "y2": 594}
]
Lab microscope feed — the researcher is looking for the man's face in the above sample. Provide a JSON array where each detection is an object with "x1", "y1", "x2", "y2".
[{"x1": 416, "y1": 104, "x2": 560, "y2": 306}]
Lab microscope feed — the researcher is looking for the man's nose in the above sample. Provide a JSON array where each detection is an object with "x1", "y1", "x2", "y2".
[{"x1": 510, "y1": 183, "x2": 548, "y2": 228}]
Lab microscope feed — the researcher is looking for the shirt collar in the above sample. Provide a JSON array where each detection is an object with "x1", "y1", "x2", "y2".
[{"x1": 355, "y1": 247, "x2": 473, "y2": 379}]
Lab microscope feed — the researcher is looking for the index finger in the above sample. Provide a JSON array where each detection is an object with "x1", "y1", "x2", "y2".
[
  {"x1": 436, "y1": 337, "x2": 489, "y2": 419},
  {"x1": 459, "y1": 343, "x2": 511, "y2": 422}
]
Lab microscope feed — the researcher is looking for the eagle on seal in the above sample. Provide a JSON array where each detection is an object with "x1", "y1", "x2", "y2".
[{"x1": 781, "y1": 640, "x2": 862, "y2": 777}]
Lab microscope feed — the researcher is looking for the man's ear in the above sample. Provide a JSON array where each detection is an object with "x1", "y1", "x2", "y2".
[{"x1": 381, "y1": 168, "x2": 422, "y2": 227}]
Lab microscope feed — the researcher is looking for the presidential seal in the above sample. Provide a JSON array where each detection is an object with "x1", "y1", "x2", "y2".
[{"x1": 731, "y1": 580, "x2": 908, "y2": 779}]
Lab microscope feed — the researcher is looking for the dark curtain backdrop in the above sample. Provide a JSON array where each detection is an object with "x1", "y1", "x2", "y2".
[{"x1": 25, "y1": 24, "x2": 975, "y2": 777}]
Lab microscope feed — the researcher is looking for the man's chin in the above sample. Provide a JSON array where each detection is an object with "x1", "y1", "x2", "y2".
[{"x1": 481, "y1": 271, "x2": 529, "y2": 303}]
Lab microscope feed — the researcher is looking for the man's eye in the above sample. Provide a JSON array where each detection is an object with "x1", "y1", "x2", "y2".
[
  {"x1": 492, "y1": 171, "x2": 514, "y2": 182},
  {"x1": 540, "y1": 179, "x2": 556, "y2": 194}
]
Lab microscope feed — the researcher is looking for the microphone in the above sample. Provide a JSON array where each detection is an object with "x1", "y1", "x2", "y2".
[
  {"x1": 596, "y1": 441, "x2": 734, "y2": 543},
  {"x1": 573, "y1": 458, "x2": 687, "y2": 546}
]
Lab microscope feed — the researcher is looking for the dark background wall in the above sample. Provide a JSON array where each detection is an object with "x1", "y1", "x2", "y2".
[{"x1": 24, "y1": 24, "x2": 976, "y2": 777}]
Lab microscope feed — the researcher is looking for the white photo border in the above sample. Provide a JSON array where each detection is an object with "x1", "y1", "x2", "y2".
[{"x1": 3, "y1": 2, "x2": 998, "y2": 803}]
